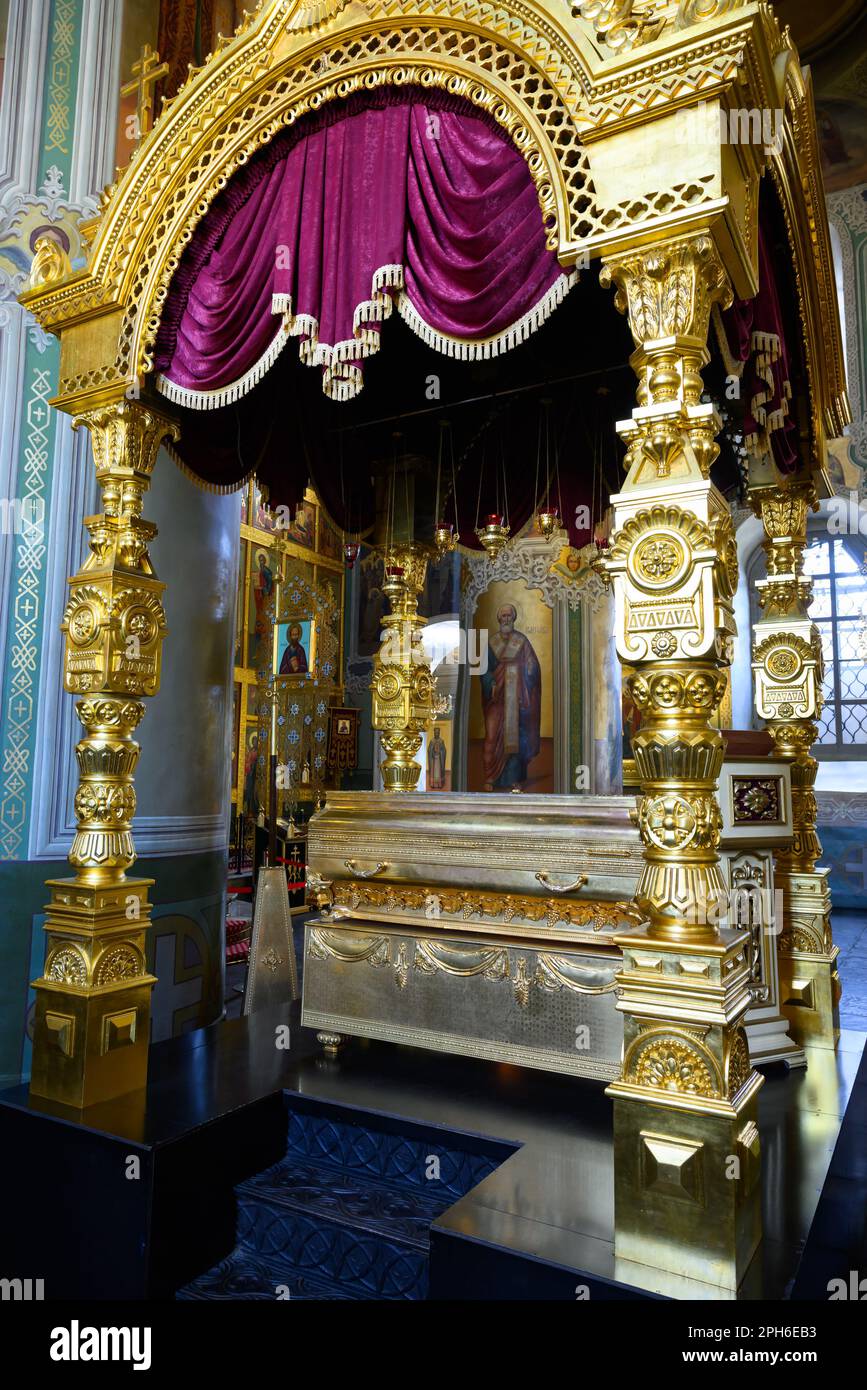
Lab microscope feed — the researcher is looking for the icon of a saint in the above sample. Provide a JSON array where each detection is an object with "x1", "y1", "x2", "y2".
[
  {"x1": 480, "y1": 604, "x2": 541, "y2": 792},
  {"x1": 280, "y1": 622, "x2": 308, "y2": 675},
  {"x1": 243, "y1": 732, "x2": 259, "y2": 814},
  {"x1": 252, "y1": 551, "x2": 274, "y2": 661},
  {"x1": 428, "y1": 725, "x2": 447, "y2": 790}
]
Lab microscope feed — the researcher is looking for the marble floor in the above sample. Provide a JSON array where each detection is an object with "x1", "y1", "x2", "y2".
[{"x1": 835, "y1": 911, "x2": 867, "y2": 1032}]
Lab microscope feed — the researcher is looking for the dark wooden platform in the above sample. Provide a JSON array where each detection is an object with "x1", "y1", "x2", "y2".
[{"x1": 1, "y1": 1003, "x2": 865, "y2": 1300}]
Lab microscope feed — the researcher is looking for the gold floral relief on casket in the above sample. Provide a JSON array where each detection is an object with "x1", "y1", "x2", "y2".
[
  {"x1": 413, "y1": 941, "x2": 620, "y2": 1002},
  {"x1": 310, "y1": 925, "x2": 621, "y2": 1015},
  {"x1": 330, "y1": 880, "x2": 637, "y2": 932}
]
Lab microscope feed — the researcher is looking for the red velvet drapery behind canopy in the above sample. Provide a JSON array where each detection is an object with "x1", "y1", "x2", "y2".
[{"x1": 716, "y1": 205, "x2": 799, "y2": 473}]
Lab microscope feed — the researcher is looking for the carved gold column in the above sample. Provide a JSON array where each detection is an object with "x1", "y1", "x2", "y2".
[
  {"x1": 750, "y1": 480, "x2": 839, "y2": 1049},
  {"x1": 602, "y1": 233, "x2": 762, "y2": 1293},
  {"x1": 370, "y1": 542, "x2": 433, "y2": 791},
  {"x1": 29, "y1": 399, "x2": 179, "y2": 1108}
]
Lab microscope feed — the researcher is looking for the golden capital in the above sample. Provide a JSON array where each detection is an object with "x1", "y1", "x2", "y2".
[
  {"x1": 382, "y1": 542, "x2": 429, "y2": 610},
  {"x1": 72, "y1": 400, "x2": 180, "y2": 519},
  {"x1": 750, "y1": 481, "x2": 818, "y2": 544},
  {"x1": 602, "y1": 235, "x2": 731, "y2": 488},
  {"x1": 751, "y1": 481, "x2": 820, "y2": 616},
  {"x1": 600, "y1": 234, "x2": 731, "y2": 353}
]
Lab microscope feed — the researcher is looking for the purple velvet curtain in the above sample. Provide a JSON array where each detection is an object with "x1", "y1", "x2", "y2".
[
  {"x1": 155, "y1": 89, "x2": 573, "y2": 406},
  {"x1": 718, "y1": 220, "x2": 798, "y2": 473}
]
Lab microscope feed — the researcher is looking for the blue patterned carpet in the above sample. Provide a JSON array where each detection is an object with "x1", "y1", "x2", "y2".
[{"x1": 178, "y1": 1099, "x2": 512, "y2": 1300}]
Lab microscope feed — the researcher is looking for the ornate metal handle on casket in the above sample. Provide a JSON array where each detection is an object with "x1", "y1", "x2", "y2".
[
  {"x1": 535, "y1": 871, "x2": 588, "y2": 895},
  {"x1": 344, "y1": 860, "x2": 389, "y2": 879}
]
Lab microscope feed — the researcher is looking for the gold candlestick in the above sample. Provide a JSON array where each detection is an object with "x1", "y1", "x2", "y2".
[{"x1": 370, "y1": 543, "x2": 433, "y2": 792}]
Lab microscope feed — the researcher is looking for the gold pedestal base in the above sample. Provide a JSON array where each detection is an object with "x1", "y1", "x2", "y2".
[
  {"x1": 778, "y1": 947, "x2": 841, "y2": 1051},
  {"x1": 379, "y1": 733, "x2": 424, "y2": 792},
  {"x1": 610, "y1": 1080, "x2": 763, "y2": 1293},
  {"x1": 30, "y1": 977, "x2": 155, "y2": 1109},
  {"x1": 609, "y1": 918, "x2": 763, "y2": 1293},
  {"x1": 778, "y1": 867, "x2": 839, "y2": 1050},
  {"x1": 29, "y1": 877, "x2": 156, "y2": 1109}
]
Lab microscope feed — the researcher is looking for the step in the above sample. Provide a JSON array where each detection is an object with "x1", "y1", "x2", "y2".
[
  {"x1": 178, "y1": 1097, "x2": 517, "y2": 1301},
  {"x1": 235, "y1": 1159, "x2": 440, "y2": 1298},
  {"x1": 283, "y1": 1103, "x2": 507, "y2": 1200},
  {"x1": 178, "y1": 1248, "x2": 359, "y2": 1301}
]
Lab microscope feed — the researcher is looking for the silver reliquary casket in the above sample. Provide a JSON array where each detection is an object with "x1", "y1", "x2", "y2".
[{"x1": 302, "y1": 793, "x2": 644, "y2": 1080}]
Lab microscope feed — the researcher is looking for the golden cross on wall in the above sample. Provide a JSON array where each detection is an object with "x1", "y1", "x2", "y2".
[{"x1": 121, "y1": 44, "x2": 170, "y2": 143}]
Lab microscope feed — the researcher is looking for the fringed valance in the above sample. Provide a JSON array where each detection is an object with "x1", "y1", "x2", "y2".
[
  {"x1": 715, "y1": 216, "x2": 798, "y2": 473},
  {"x1": 155, "y1": 89, "x2": 575, "y2": 406}
]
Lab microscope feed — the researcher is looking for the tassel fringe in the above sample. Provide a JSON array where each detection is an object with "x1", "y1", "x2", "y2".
[
  {"x1": 746, "y1": 329, "x2": 792, "y2": 453},
  {"x1": 396, "y1": 270, "x2": 577, "y2": 361},
  {"x1": 163, "y1": 439, "x2": 257, "y2": 495},
  {"x1": 155, "y1": 322, "x2": 295, "y2": 411},
  {"x1": 712, "y1": 307, "x2": 793, "y2": 455},
  {"x1": 157, "y1": 265, "x2": 578, "y2": 408},
  {"x1": 750, "y1": 329, "x2": 786, "y2": 428}
]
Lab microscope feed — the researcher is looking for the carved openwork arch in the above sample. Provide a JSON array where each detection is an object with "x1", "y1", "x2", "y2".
[
  {"x1": 25, "y1": 0, "x2": 605, "y2": 406},
  {"x1": 766, "y1": 51, "x2": 850, "y2": 453},
  {"x1": 125, "y1": 33, "x2": 599, "y2": 385},
  {"x1": 19, "y1": 0, "x2": 850, "y2": 471}
]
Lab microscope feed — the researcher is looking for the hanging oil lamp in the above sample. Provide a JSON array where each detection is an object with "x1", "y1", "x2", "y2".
[
  {"x1": 473, "y1": 416, "x2": 512, "y2": 561},
  {"x1": 343, "y1": 541, "x2": 360, "y2": 569},
  {"x1": 433, "y1": 520, "x2": 457, "y2": 560},
  {"x1": 475, "y1": 513, "x2": 511, "y2": 560},
  {"x1": 536, "y1": 503, "x2": 560, "y2": 539},
  {"x1": 534, "y1": 398, "x2": 562, "y2": 543},
  {"x1": 383, "y1": 557, "x2": 407, "y2": 608},
  {"x1": 433, "y1": 422, "x2": 459, "y2": 562}
]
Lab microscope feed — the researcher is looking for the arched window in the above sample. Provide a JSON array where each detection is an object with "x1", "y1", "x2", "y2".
[{"x1": 747, "y1": 527, "x2": 867, "y2": 758}]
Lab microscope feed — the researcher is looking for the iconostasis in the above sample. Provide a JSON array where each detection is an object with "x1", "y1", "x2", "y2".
[{"x1": 232, "y1": 483, "x2": 348, "y2": 819}]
